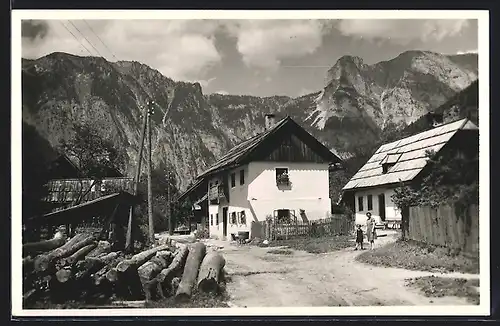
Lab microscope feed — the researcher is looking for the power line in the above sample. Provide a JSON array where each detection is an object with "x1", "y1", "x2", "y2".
[
  {"x1": 58, "y1": 21, "x2": 94, "y2": 57},
  {"x1": 67, "y1": 20, "x2": 106, "y2": 59},
  {"x1": 82, "y1": 20, "x2": 119, "y2": 61}
]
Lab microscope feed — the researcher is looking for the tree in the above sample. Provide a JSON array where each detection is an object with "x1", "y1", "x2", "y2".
[
  {"x1": 135, "y1": 164, "x2": 179, "y2": 235},
  {"x1": 58, "y1": 121, "x2": 126, "y2": 205},
  {"x1": 391, "y1": 148, "x2": 479, "y2": 239}
]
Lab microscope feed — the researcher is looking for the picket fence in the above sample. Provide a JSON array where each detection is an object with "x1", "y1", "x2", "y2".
[{"x1": 251, "y1": 215, "x2": 354, "y2": 241}]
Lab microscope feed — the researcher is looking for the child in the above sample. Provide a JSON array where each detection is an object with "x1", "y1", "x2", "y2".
[{"x1": 355, "y1": 224, "x2": 364, "y2": 250}]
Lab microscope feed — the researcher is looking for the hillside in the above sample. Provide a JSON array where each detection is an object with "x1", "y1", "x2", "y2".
[{"x1": 21, "y1": 50, "x2": 478, "y2": 192}]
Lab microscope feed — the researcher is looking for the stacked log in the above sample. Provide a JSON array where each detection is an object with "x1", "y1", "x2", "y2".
[
  {"x1": 22, "y1": 235, "x2": 226, "y2": 307},
  {"x1": 175, "y1": 242, "x2": 207, "y2": 301},
  {"x1": 197, "y1": 251, "x2": 226, "y2": 294},
  {"x1": 154, "y1": 245, "x2": 189, "y2": 299}
]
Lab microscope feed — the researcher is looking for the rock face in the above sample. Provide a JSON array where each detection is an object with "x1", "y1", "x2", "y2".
[{"x1": 21, "y1": 50, "x2": 478, "y2": 191}]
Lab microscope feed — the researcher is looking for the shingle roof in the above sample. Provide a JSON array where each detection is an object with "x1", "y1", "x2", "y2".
[
  {"x1": 342, "y1": 118, "x2": 478, "y2": 191},
  {"x1": 176, "y1": 116, "x2": 342, "y2": 202},
  {"x1": 197, "y1": 117, "x2": 289, "y2": 178}
]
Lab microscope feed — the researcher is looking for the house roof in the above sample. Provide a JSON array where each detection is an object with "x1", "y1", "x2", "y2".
[
  {"x1": 176, "y1": 116, "x2": 341, "y2": 203},
  {"x1": 176, "y1": 178, "x2": 207, "y2": 202},
  {"x1": 198, "y1": 116, "x2": 341, "y2": 178},
  {"x1": 342, "y1": 118, "x2": 478, "y2": 191}
]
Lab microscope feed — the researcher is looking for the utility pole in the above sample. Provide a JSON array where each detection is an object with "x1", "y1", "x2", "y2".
[
  {"x1": 166, "y1": 171, "x2": 173, "y2": 236},
  {"x1": 125, "y1": 104, "x2": 148, "y2": 253},
  {"x1": 147, "y1": 101, "x2": 155, "y2": 246}
]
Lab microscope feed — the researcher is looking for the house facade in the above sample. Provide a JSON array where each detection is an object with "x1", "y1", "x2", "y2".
[
  {"x1": 180, "y1": 115, "x2": 342, "y2": 241},
  {"x1": 342, "y1": 118, "x2": 479, "y2": 228}
]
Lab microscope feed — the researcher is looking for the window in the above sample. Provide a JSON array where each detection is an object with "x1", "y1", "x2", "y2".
[
  {"x1": 275, "y1": 209, "x2": 291, "y2": 223},
  {"x1": 215, "y1": 213, "x2": 219, "y2": 225},
  {"x1": 231, "y1": 173, "x2": 236, "y2": 188},
  {"x1": 210, "y1": 214, "x2": 213, "y2": 226},
  {"x1": 239, "y1": 169, "x2": 245, "y2": 185},
  {"x1": 231, "y1": 212, "x2": 237, "y2": 224},
  {"x1": 382, "y1": 163, "x2": 391, "y2": 174},
  {"x1": 358, "y1": 196, "x2": 364, "y2": 212},
  {"x1": 276, "y1": 168, "x2": 289, "y2": 185},
  {"x1": 240, "y1": 211, "x2": 246, "y2": 225},
  {"x1": 367, "y1": 194, "x2": 373, "y2": 211}
]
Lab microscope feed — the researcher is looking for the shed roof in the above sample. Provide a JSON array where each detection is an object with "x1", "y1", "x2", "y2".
[
  {"x1": 342, "y1": 118, "x2": 478, "y2": 191},
  {"x1": 27, "y1": 191, "x2": 137, "y2": 226}
]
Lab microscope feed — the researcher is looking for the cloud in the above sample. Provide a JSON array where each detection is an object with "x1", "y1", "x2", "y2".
[
  {"x1": 224, "y1": 20, "x2": 330, "y2": 69},
  {"x1": 456, "y1": 49, "x2": 478, "y2": 55},
  {"x1": 337, "y1": 19, "x2": 470, "y2": 45},
  {"x1": 298, "y1": 88, "x2": 314, "y2": 97},
  {"x1": 21, "y1": 20, "x2": 223, "y2": 81},
  {"x1": 21, "y1": 20, "x2": 49, "y2": 41},
  {"x1": 214, "y1": 90, "x2": 229, "y2": 95},
  {"x1": 189, "y1": 77, "x2": 217, "y2": 88}
]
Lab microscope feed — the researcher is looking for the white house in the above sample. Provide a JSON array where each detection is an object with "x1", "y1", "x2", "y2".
[
  {"x1": 179, "y1": 114, "x2": 343, "y2": 241},
  {"x1": 342, "y1": 118, "x2": 479, "y2": 228}
]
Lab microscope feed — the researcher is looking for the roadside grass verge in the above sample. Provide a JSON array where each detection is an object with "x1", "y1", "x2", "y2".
[
  {"x1": 406, "y1": 276, "x2": 479, "y2": 305},
  {"x1": 270, "y1": 235, "x2": 354, "y2": 254},
  {"x1": 145, "y1": 290, "x2": 230, "y2": 308},
  {"x1": 266, "y1": 249, "x2": 294, "y2": 255},
  {"x1": 356, "y1": 239, "x2": 479, "y2": 274}
]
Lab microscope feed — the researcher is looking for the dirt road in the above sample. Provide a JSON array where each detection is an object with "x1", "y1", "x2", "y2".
[{"x1": 204, "y1": 233, "x2": 478, "y2": 307}]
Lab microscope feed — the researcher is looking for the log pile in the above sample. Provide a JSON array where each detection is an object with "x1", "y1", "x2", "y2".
[{"x1": 22, "y1": 234, "x2": 226, "y2": 307}]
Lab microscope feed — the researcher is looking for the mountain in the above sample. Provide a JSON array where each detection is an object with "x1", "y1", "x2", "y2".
[{"x1": 21, "y1": 50, "x2": 478, "y2": 192}]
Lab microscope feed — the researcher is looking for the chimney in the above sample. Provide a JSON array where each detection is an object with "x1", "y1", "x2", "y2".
[
  {"x1": 264, "y1": 114, "x2": 276, "y2": 130},
  {"x1": 426, "y1": 112, "x2": 444, "y2": 128}
]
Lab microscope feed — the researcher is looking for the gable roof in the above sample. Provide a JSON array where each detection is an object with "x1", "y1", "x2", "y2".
[
  {"x1": 176, "y1": 116, "x2": 341, "y2": 202},
  {"x1": 342, "y1": 118, "x2": 478, "y2": 191},
  {"x1": 197, "y1": 116, "x2": 342, "y2": 179}
]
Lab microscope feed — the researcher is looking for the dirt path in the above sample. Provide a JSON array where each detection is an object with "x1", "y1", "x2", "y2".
[{"x1": 205, "y1": 235, "x2": 478, "y2": 307}]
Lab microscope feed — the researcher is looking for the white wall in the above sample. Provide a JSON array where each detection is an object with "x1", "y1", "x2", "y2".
[
  {"x1": 207, "y1": 161, "x2": 332, "y2": 240},
  {"x1": 353, "y1": 187, "x2": 402, "y2": 227},
  {"x1": 247, "y1": 161, "x2": 331, "y2": 222},
  {"x1": 208, "y1": 165, "x2": 252, "y2": 240}
]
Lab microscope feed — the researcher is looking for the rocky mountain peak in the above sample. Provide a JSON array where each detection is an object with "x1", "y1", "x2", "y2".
[{"x1": 22, "y1": 50, "x2": 478, "y2": 191}]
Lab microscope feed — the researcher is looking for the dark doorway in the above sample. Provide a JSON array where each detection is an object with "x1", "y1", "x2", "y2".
[
  {"x1": 222, "y1": 207, "x2": 228, "y2": 237},
  {"x1": 378, "y1": 193, "x2": 386, "y2": 221}
]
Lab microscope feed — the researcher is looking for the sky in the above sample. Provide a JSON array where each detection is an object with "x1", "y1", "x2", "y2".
[{"x1": 21, "y1": 19, "x2": 478, "y2": 97}]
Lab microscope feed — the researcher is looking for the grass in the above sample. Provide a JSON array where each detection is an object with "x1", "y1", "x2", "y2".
[
  {"x1": 270, "y1": 235, "x2": 354, "y2": 254},
  {"x1": 266, "y1": 249, "x2": 294, "y2": 255},
  {"x1": 145, "y1": 291, "x2": 230, "y2": 308},
  {"x1": 406, "y1": 276, "x2": 480, "y2": 305},
  {"x1": 356, "y1": 239, "x2": 479, "y2": 274}
]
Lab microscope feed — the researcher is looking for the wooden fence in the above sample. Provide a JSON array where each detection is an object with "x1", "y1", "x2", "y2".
[
  {"x1": 252, "y1": 215, "x2": 354, "y2": 241},
  {"x1": 408, "y1": 204, "x2": 479, "y2": 255}
]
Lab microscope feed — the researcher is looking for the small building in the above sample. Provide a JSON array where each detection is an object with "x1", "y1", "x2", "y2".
[
  {"x1": 341, "y1": 118, "x2": 479, "y2": 228},
  {"x1": 178, "y1": 114, "x2": 343, "y2": 241},
  {"x1": 43, "y1": 154, "x2": 133, "y2": 212}
]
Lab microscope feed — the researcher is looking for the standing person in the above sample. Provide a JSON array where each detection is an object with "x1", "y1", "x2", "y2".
[
  {"x1": 355, "y1": 224, "x2": 364, "y2": 250},
  {"x1": 366, "y1": 212, "x2": 377, "y2": 250}
]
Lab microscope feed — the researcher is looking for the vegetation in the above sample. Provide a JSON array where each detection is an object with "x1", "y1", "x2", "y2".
[
  {"x1": 391, "y1": 149, "x2": 479, "y2": 239},
  {"x1": 356, "y1": 238, "x2": 479, "y2": 274},
  {"x1": 58, "y1": 121, "x2": 127, "y2": 205},
  {"x1": 22, "y1": 123, "x2": 54, "y2": 226},
  {"x1": 405, "y1": 276, "x2": 479, "y2": 305},
  {"x1": 266, "y1": 249, "x2": 294, "y2": 255},
  {"x1": 269, "y1": 235, "x2": 355, "y2": 254}
]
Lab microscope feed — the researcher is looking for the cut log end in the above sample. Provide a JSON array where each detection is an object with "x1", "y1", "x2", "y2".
[
  {"x1": 56, "y1": 268, "x2": 72, "y2": 283},
  {"x1": 197, "y1": 279, "x2": 219, "y2": 294},
  {"x1": 106, "y1": 268, "x2": 119, "y2": 283},
  {"x1": 34, "y1": 256, "x2": 50, "y2": 273}
]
